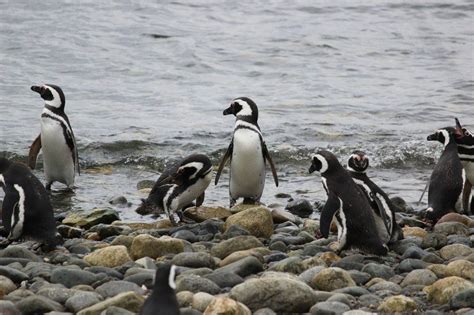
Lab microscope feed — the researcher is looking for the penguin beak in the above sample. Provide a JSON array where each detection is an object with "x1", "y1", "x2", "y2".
[
  {"x1": 309, "y1": 164, "x2": 317, "y2": 174},
  {"x1": 454, "y1": 118, "x2": 463, "y2": 138},
  {"x1": 427, "y1": 133, "x2": 437, "y2": 141},
  {"x1": 223, "y1": 106, "x2": 233, "y2": 116},
  {"x1": 31, "y1": 85, "x2": 43, "y2": 94}
]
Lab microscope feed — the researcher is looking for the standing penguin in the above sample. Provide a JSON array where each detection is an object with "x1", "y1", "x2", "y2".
[
  {"x1": 347, "y1": 151, "x2": 403, "y2": 244},
  {"x1": 309, "y1": 150, "x2": 388, "y2": 255},
  {"x1": 28, "y1": 84, "x2": 79, "y2": 190},
  {"x1": 0, "y1": 158, "x2": 59, "y2": 251},
  {"x1": 425, "y1": 127, "x2": 465, "y2": 222},
  {"x1": 140, "y1": 263, "x2": 179, "y2": 315},
  {"x1": 136, "y1": 154, "x2": 213, "y2": 225},
  {"x1": 454, "y1": 118, "x2": 473, "y2": 213},
  {"x1": 215, "y1": 97, "x2": 278, "y2": 207}
]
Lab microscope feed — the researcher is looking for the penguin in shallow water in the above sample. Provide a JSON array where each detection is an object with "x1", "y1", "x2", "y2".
[
  {"x1": 425, "y1": 127, "x2": 465, "y2": 222},
  {"x1": 215, "y1": 97, "x2": 279, "y2": 207},
  {"x1": 140, "y1": 263, "x2": 179, "y2": 315},
  {"x1": 0, "y1": 158, "x2": 59, "y2": 251},
  {"x1": 309, "y1": 150, "x2": 388, "y2": 255},
  {"x1": 136, "y1": 154, "x2": 212, "y2": 225},
  {"x1": 454, "y1": 118, "x2": 473, "y2": 213},
  {"x1": 29, "y1": 84, "x2": 79, "y2": 190},
  {"x1": 347, "y1": 151, "x2": 403, "y2": 244}
]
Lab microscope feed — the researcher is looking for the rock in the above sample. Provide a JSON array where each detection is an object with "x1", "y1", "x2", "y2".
[
  {"x1": 437, "y1": 213, "x2": 473, "y2": 226},
  {"x1": 400, "y1": 269, "x2": 437, "y2": 287},
  {"x1": 184, "y1": 206, "x2": 232, "y2": 222},
  {"x1": 230, "y1": 203, "x2": 260, "y2": 214},
  {"x1": 361, "y1": 263, "x2": 395, "y2": 280},
  {"x1": 326, "y1": 293, "x2": 354, "y2": 306},
  {"x1": 0, "y1": 275, "x2": 16, "y2": 296},
  {"x1": 84, "y1": 245, "x2": 132, "y2": 268},
  {"x1": 100, "y1": 306, "x2": 135, "y2": 315},
  {"x1": 302, "y1": 219, "x2": 320, "y2": 235},
  {"x1": 0, "y1": 266, "x2": 29, "y2": 283},
  {"x1": 63, "y1": 208, "x2": 120, "y2": 229},
  {"x1": 109, "y1": 196, "x2": 129, "y2": 206},
  {"x1": 110, "y1": 235, "x2": 134, "y2": 249},
  {"x1": 439, "y1": 244, "x2": 473, "y2": 260},
  {"x1": 65, "y1": 292, "x2": 103, "y2": 313},
  {"x1": 220, "y1": 248, "x2": 268, "y2": 267},
  {"x1": 95, "y1": 281, "x2": 144, "y2": 299},
  {"x1": 401, "y1": 246, "x2": 428, "y2": 259},
  {"x1": 57, "y1": 225, "x2": 84, "y2": 238},
  {"x1": 269, "y1": 257, "x2": 306, "y2": 274},
  {"x1": 0, "y1": 300, "x2": 20, "y2": 315},
  {"x1": 377, "y1": 295, "x2": 418, "y2": 313},
  {"x1": 422, "y1": 233, "x2": 448, "y2": 249},
  {"x1": 450, "y1": 288, "x2": 474, "y2": 309},
  {"x1": 427, "y1": 264, "x2": 448, "y2": 278},
  {"x1": 422, "y1": 253, "x2": 444, "y2": 264},
  {"x1": 358, "y1": 293, "x2": 382, "y2": 308},
  {"x1": 298, "y1": 266, "x2": 325, "y2": 285},
  {"x1": 222, "y1": 225, "x2": 251, "y2": 239},
  {"x1": 16, "y1": 295, "x2": 64, "y2": 314},
  {"x1": 395, "y1": 258, "x2": 429, "y2": 273},
  {"x1": 89, "y1": 224, "x2": 129, "y2": 239},
  {"x1": 434, "y1": 222, "x2": 469, "y2": 236},
  {"x1": 0, "y1": 245, "x2": 42, "y2": 262},
  {"x1": 349, "y1": 270, "x2": 371, "y2": 286},
  {"x1": 319, "y1": 252, "x2": 341, "y2": 266},
  {"x1": 285, "y1": 198, "x2": 314, "y2": 218},
  {"x1": 216, "y1": 256, "x2": 264, "y2": 278},
  {"x1": 210, "y1": 236, "x2": 263, "y2": 259},
  {"x1": 224, "y1": 206, "x2": 273, "y2": 239},
  {"x1": 368, "y1": 281, "x2": 401, "y2": 294},
  {"x1": 37, "y1": 287, "x2": 76, "y2": 304},
  {"x1": 333, "y1": 286, "x2": 370, "y2": 297},
  {"x1": 310, "y1": 301, "x2": 350, "y2": 315},
  {"x1": 50, "y1": 268, "x2": 97, "y2": 288},
  {"x1": 445, "y1": 260, "x2": 474, "y2": 280},
  {"x1": 172, "y1": 230, "x2": 198, "y2": 242},
  {"x1": 403, "y1": 227, "x2": 427, "y2": 238},
  {"x1": 171, "y1": 252, "x2": 216, "y2": 269},
  {"x1": 423, "y1": 276, "x2": 474, "y2": 304},
  {"x1": 192, "y1": 292, "x2": 215, "y2": 312},
  {"x1": 137, "y1": 180, "x2": 155, "y2": 190},
  {"x1": 229, "y1": 277, "x2": 317, "y2": 312},
  {"x1": 130, "y1": 235, "x2": 184, "y2": 260},
  {"x1": 134, "y1": 257, "x2": 156, "y2": 270},
  {"x1": 204, "y1": 271, "x2": 244, "y2": 288},
  {"x1": 176, "y1": 275, "x2": 220, "y2": 294},
  {"x1": 310, "y1": 267, "x2": 356, "y2": 291},
  {"x1": 271, "y1": 209, "x2": 298, "y2": 224},
  {"x1": 177, "y1": 291, "x2": 194, "y2": 307},
  {"x1": 76, "y1": 292, "x2": 144, "y2": 315},
  {"x1": 203, "y1": 297, "x2": 251, "y2": 315},
  {"x1": 391, "y1": 196, "x2": 413, "y2": 213}
]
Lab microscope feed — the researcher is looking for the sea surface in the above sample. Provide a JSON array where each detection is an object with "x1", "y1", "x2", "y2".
[{"x1": 0, "y1": 0, "x2": 472, "y2": 220}]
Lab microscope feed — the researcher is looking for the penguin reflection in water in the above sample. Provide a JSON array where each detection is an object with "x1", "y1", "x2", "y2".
[
  {"x1": 0, "y1": 158, "x2": 60, "y2": 251},
  {"x1": 309, "y1": 151, "x2": 388, "y2": 255},
  {"x1": 28, "y1": 84, "x2": 80, "y2": 190},
  {"x1": 136, "y1": 154, "x2": 212, "y2": 225},
  {"x1": 140, "y1": 264, "x2": 179, "y2": 315},
  {"x1": 215, "y1": 97, "x2": 279, "y2": 207}
]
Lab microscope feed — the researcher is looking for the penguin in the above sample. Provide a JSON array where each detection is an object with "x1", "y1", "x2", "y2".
[
  {"x1": 309, "y1": 150, "x2": 388, "y2": 255},
  {"x1": 347, "y1": 151, "x2": 403, "y2": 244},
  {"x1": 0, "y1": 158, "x2": 59, "y2": 251},
  {"x1": 454, "y1": 118, "x2": 473, "y2": 213},
  {"x1": 215, "y1": 97, "x2": 279, "y2": 207},
  {"x1": 28, "y1": 84, "x2": 79, "y2": 190},
  {"x1": 136, "y1": 154, "x2": 213, "y2": 225},
  {"x1": 140, "y1": 263, "x2": 179, "y2": 315},
  {"x1": 425, "y1": 127, "x2": 465, "y2": 222}
]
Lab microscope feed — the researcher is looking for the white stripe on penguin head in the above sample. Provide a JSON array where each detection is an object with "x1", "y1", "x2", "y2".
[
  {"x1": 313, "y1": 154, "x2": 329, "y2": 174},
  {"x1": 439, "y1": 129, "x2": 450, "y2": 147},
  {"x1": 44, "y1": 85, "x2": 63, "y2": 108},
  {"x1": 168, "y1": 265, "x2": 177, "y2": 289},
  {"x1": 234, "y1": 99, "x2": 253, "y2": 117}
]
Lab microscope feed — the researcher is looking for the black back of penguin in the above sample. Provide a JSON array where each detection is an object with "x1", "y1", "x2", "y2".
[
  {"x1": 425, "y1": 128, "x2": 464, "y2": 222},
  {"x1": 140, "y1": 264, "x2": 179, "y2": 315}
]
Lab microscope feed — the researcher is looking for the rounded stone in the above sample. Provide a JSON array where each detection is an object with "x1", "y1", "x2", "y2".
[
  {"x1": 203, "y1": 297, "x2": 251, "y2": 315},
  {"x1": 445, "y1": 259, "x2": 474, "y2": 280},
  {"x1": 361, "y1": 263, "x2": 395, "y2": 280},
  {"x1": 377, "y1": 295, "x2": 418, "y2": 313},
  {"x1": 310, "y1": 267, "x2": 356, "y2": 291},
  {"x1": 210, "y1": 236, "x2": 264, "y2": 259},
  {"x1": 130, "y1": 235, "x2": 184, "y2": 260},
  {"x1": 310, "y1": 301, "x2": 350, "y2": 315},
  {"x1": 439, "y1": 244, "x2": 472, "y2": 260},
  {"x1": 0, "y1": 275, "x2": 16, "y2": 296},
  {"x1": 171, "y1": 252, "x2": 216, "y2": 269},
  {"x1": 176, "y1": 275, "x2": 220, "y2": 295},
  {"x1": 50, "y1": 268, "x2": 97, "y2": 288},
  {"x1": 177, "y1": 291, "x2": 194, "y2": 307},
  {"x1": 423, "y1": 276, "x2": 474, "y2": 304},
  {"x1": 95, "y1": 280, "x2": 144, "y2": 298},
  {"x1": 449, "y1": 288, "x2": 474, "y2": 309},
  {"x1": 400, "y1": 269, "x2": 437, "y2": 287},
  {"x1": 84, "y1": 245, "x2": 132, "y2": 268},
  {"x1": 184, "y1": 206, "x2": 232, "y2": 222},
  {"x1": 192, "y1": 292, "x2": 215, "y2": 312},
  {"x1": 224, "y1": 206, "x2": 274, "y2": 239},
  {"x1": 65, "y1": 291, "x2": 103, "y2": 313},
  {"x1": 403, "y1": 227, "x2": 427, "y2": 238},
  {"x1": 434, "y1": 222, "x2": 469, "y2": 236}
]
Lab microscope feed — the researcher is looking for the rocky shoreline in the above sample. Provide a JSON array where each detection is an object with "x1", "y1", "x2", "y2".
[{"x1": 0, "y1": 199, "x2": 473, "y2": 315}]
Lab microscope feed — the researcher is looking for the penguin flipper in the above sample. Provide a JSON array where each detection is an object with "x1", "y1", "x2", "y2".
[
  {"x1": 215, "y1": 140, "x2": 233, "y2": 185},
  {"x1": 196, "y1": 192, "x2": 205, "y2": 207},
  {"x1": 28, "y1": 135, "x2": 42, "y2": 169},
  {"x1": 262, "y1": 142, "x2": 279, "y2": 187},
  {"x1": 373, "y1": 193, "x2": 392, "y2": 234},
  {"x1": 320, "y1": 193, "x2": 341, "y2": 238}
]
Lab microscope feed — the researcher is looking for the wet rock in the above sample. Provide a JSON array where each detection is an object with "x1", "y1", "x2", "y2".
[
  {"x1": 390, "y1": 197, "x2": 413, "y2": 213},
  {"x1": 285, "y1": 198, "x2": 313, "y2": 218},
  {"x1": 63, "y1": 208, "x2": 120, "y2": 229},
  {"x1": 449, "y1": 288, "x2": 474, "y2": 309},
  {"x1": 0, "y1": 245, "x2": 42, "y2": 262},
  {"x1": 422, "y1": 233, "x2": 448, "y2": 249},
  {"x1": 130, "y1": 235, "x2": 184, "y2": 260},
  {"x1": 210, "y1": 236, "x2": 263, "y2": 259},
  {"x1": 176, "y1": 275, "x2": 220, "y2": 294},
  {"x1": 57, "y1": 225, "x2": 84, "y2": 238},
  {"x1": 184, "y1": 206, "x2": 232, "y2": 222},
  {"x1": 439, "y1": 244, "x2": 472, "y2": 260},
  {"x1": 65, "y1": 291, "x2": 103, "y2": 313},
  {"x1": 84, "y1": 245, "x2": 132, "y2": 268},
  {"x1": 229, "y1": 277, "x2": 317, "y2": 312},
  {"x1": 310, "y1": 301, "x2": 350, "y2": 315},
  {"x1": 224, "y1": 206, "x2": 273, "y2": 239},
  {"x1": 311, "y1": 267, "x2": 356, "y2": 291},
  {"x1": 50, "y1": 268, "x2": 97, "y2": 288},
  {"x1": 377, "y1": 295, "x2": 418, "y2": 313},
  {"x1": 424, "y1": 276, "x2": 474, "y2": 304},
  {"x1": 0, "y1": 300, "x2": 20, "y2": 315},
  {"x1": 400, "y1": 269, "x2": 437, "y2": 287},
  {"x1": 171, "y1": 252, "x2": 216, "y2": 269},
  {"x1": 16, "y1": 295, "x2": 64, "y2": 314},
  {"x1": 0, "y1": 275, "x2": 16, "y2": 296},
  {"x1": 403, "y1": 227, "x2": 427, "y2": 238},
  {"x1": 445, "y1": 260, "x2": 474, "y2": 279},
  {"x1": 96, "y1": 280, "x2": 144, "y2": 299},
  {"x1": 215, "y1": 256, "x2": 263, "y2": 278},
  {"x1": 109, "y1": 196, "x2": 130, "y2": 207},
  {"x1": 0, "y1": 266, "x2": 29, "y2": 283},
  {"x1": 361, "y1": 263, "x2": 395, "y2": 280},
  {"x1": 76, "y1": 291, "x2": 144, "y2": 315},
  {"x1": 192, "y1": 292, "x2": 215, "y2": 312}
]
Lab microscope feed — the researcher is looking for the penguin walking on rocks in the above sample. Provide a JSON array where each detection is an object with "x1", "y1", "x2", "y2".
[
  {"x1": 309, "y1": 150, "x2": 388, "y2": 255},
  {"x1": 347, "y1": 151, "x2": 403, "y2": 244},
  {"x1": 454, "y1": 118, "x2": 473, "y2": 214},
  {"x1": 28, "y1": 84, "x2": 79, "y2": 190},
  {"x1": 136, "y1": 154, "x2": 212, "y2": 225},
  {"x1": 425, "y1": 127, "x2": 465, "y2": 222},
  {"x1": 140, "y1": 263, "x2": 179, "y2": 315},
  {"x1": 215, "y1": 97, "x2": 278, "y2": 207},
  {"x1": 0, "y1": 158, "x2": 59, "y2": 251}
]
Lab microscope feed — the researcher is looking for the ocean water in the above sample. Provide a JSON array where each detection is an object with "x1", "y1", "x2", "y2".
[{"x1": 0, "y1": 0, "x2": 472, "y2": 220}]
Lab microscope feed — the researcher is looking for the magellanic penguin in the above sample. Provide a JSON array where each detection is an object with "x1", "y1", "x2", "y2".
[
  {"x1": 347, "y1": 151, "x2": 403, "y2": 244},
  {"x1": 136, "y1": 154, "x2": 213, "y2": 225},
  {"x1": 0, "y1": 158, "x2": 60, "y2": 251},
  {"x1": 215, "y1": 97, "x2": 279, "y2": 207},
  {"x1": 425, "y1": 127, "x2": 465, "y2": 222},
  {"x1": 28, "y1": 84, "x2": 79, "y2": 190},
  {"x1": 309, "y1": 150, "x2": 388, "y2": 255},
  {"x1": 454, "y1": 118, "x2": 473, "y2": 213},
  {"x1": 140, "y1": 263, "x2": 179, "y2": 315}
]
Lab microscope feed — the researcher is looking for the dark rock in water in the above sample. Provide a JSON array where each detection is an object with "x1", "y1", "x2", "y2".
[
  {"x1": 65, "y1": 291, "x2": 103, "y2": 313},
  {"x1": 285, "y1": 198, "x2": 314, "y2": 218},
  {"x1": 62, "y1": 208, "x2": 120, "y2": 229},
  {"x1": 0, "y1": 266, "x2": 29, "y2": 283},
  {"x1": 136, "y1": 179, "x2": 155, "y2": 190},
  {"x1": 50, "y1": 267, "x2": 97, "y2": 288},
  {"x1": 143, "y1": 33, "x2": 172, "y2": 39},
  {"x1": 222, "y1": 224, "x2": 250, "y2": 239},
  {"x1": 313, "y1": 200, "x2": 325, "y2": 212},
  {"x1": 0, "y1": 300, "x2": 20, "y2": 315},
  {"x1": 0, "y1": 246, "x2": 42, "y2": 262},
  {"x1": 449, "y1": 288, "x2": 474, "y2": 309},
  {"x1": 57, "y1": 225, "x2": 83, "y2": 239},
  {"x1": 390, "y1": 196, "x2": 414, "y2": 213},
  {"x1": 310, "y1": 301, "x2": 350, "y2": 315},
  {"x1": 96, "y1": 280, "x2": 144, "y2": 298},
  {"x1": 176, "y1": 275, "x2": 220, "y2": 294},
  {"x1": 16, "y1": 295, "x2": 64, "y2": 314},
  {"x1": 395, "y1": 259, "x2": 429, "y2": 273},
  {"x1": 421, "y1": 233, "x2": 448, "y2": 249},
  {"x1": 216, "y1": 256, "x2": 264, "y2": 278},
  {"x1": 204, "y1": 270, "x2": 244, "y2": 288},
  {"x1": 275, "y1": 193, "x2": 291, "y2": 199},
  {"x1": 361, "y1": 263, "x2": 395, "y2": 280},
  {"x1": 124, "y1": 272, "x2": 154, "y2": 288},
  {"x1": 109, "y1": 195, "x2": 130, "y2": 207}
]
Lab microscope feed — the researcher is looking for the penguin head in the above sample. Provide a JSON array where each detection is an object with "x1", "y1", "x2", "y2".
[
  {"x1": 173, "y1": 154, "x2": 212, "y2": 185},
  {"x1": 347, "y1": 150, "x2": 369, "y2": 173},
  {"x1": 31, "y1": 84, "x2": 65, "y2": 109},
  {"x1": 427, "y1": 127, "x2": 457, "y2": 146},
  {"x1": 223, "y1": 97, "x2": 258, "y2": 122},
  {"x1": 455, "y1": 118, "x2": 474, "y2": 145},
  {"x1": 309, "y1": 150, "x2": 341, "y2": 175},
  {"x1": 135, "y1": 197, "x2": 160, "y2": 216},
  {"x1": 153, "y1": 263, "x2": 178, "y2": 291},
  {"x1": 0, "y1": 157, "x2": 10, "y2": 175}
]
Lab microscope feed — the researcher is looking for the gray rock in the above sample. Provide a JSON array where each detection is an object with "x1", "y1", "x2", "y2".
[
  {"x1": 358, "y1": 294, "x2": 381, "y2": 308},
  {"x1": 210, "y1": 236, "x2": 263, "y2": 259},
  {"x1": 0, "y1": 246, "x2": 42, "y2": 262},
  {"x1": 204, "y1": 270, "x2": 244, "y2": 288},
  {"x1": 178, "y1": 267, "x2": 213, "y2": 278},
  {"x1": 285, "y1": 198, "x2": 314, "y2": 218},
  {"x1": 298, "y1": 266, "x2": 325, "y2": 285},
  {"x1": 176, "y1": 275, "x2": 220, "y2": 294},
  {"x1": 326, "y1": 293, "x2": 354, "y2": 306},
  {"x1": 37, "y1": 287, "x2": 76, "y2": 304},
  {"x1": 264, "y1": 252, "x2": 288, "y2": 263},
  {"x1": 392, "y1": 238, "x2": 423, "y2": 255},
  {"x1": 123, "y1": 272, "x2": 154, "y2": 288},
  {"x1": 222, "y1": 224, "x2": 250, "y2": 239},
  {"x1": 421, "y1": 233, "x2": 448, "y2": 249},
  {"x1": 268, "y1": 241, "x2": 287, "y2": 252},
  {"x1": 89, "y1": 224, "x2": 128, "y2": 239},
  {"x1": 171, "y1": 252, "x2": 216, "y2": 269},
  {"x1": 333, "y1": 286, "x2": 370, "y2": 297},
  {"x1": 312, "y1": 291, "x2": 334, "y2": 303},
  {"x1": 95, "y1": 280, "x2": 144, "y2": 298},
  {"x1": 401, "y1": 284, "x2": 425, "y2": 295},
  {"x1": 109, "y1": 196, "x2": 129, "y2": 206},
  {"x1": 269, "y1": 256, "x2": 305, "y2": 274},
  {"x1": 400, "y1": 269, "x2": 437, "y2": 287},
  {"x1": 180, "y1": 308, "x2": 202, "y2": 315},
  {"x1": 100, "y1": 306, "x2": 136, "y2": 315},
  {"x1": 447, "y1": 235, "x2": 471, "y2": 246},
  {"x1": 137, "y1": 180, "x2": 155, "y2": 190},
  {"x1": 5, "y1": 288, "x2": 35, "y2": 303},
  {"x1": 66, "y1": 291, "x2": 103, "y2": 313},
  {"x1": 86, "y1": 266, "x2": 123, "y2": 279},
  {"x1": 215, "y1": 256, "x2": 263, "y2": 278},
  {"x1": 368, "y1": 281, "x2": 401, "y2": 293},
  {"x1": 391, "y1": 197, "x2": 414, "y2": 213},
  {"x1": 449, "y1": 288, "x2": 474, "y2": 309},
  {"x1": 0, "y1": 258, "x2": 31, "y2": 266},
  {"x1": 0, "y1": 266, "x2": 29, "y2": 283},
  {"x1": 422, "y1": 253, "x2": 444, "y2": 264},
  {"x1": 16, "y1": 295, "x2": 64, "y2": 314},
  {"x1": 310, "y1": 301, "x2": 350, "y2": 315},
  {"x1": 361, "y1": 263, "x2": 394, "y2": 280},
  {"x1": 0, "y1": 300, "x2": 21, "y2": 315},
  {"x1": 395, "y1": 259, "x2": 429, "y2": 273},
  {"x1": 348, "y1": 270, "x2": 371, "y2": 285},
  {"x1": 50, "y1": 268, "x2": 97, "y2": 288},
  {"x1": 401, "y1": 246, "x2": 428, "y2": 259},
  {"x1": 57, "y1": 225, "x2": 84, "y2": 239},
  {"x1": 171, "y1": 230, "x2": 197, "y2": 242},
  {"x1": 254, "y1": 308, "x2": 277, "y2": 315},
  {"x1": 434, "y1": 222, "x2": 469, "y2": 236}
]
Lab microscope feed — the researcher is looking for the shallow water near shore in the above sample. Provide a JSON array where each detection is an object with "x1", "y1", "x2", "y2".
[{"x1": 0, "y1": 0, "x2": 472, "y2": 218}]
